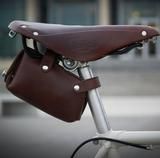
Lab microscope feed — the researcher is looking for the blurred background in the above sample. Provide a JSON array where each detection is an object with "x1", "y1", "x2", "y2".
[{"x1": 0, "y1": 0, "x2": 160, "y2": 157}]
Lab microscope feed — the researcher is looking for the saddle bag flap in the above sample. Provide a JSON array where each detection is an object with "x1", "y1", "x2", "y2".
[{"x1": 4, "y1": 50, "x2": 92, "y2": 122}]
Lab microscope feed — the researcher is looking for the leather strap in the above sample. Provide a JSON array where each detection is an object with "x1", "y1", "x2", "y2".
[
  {"x1": 40, "y1": 50, "x2": 101, "y2": 91},
  {"x1": 40, "y1": 50, "x2": 56, "y2": 72},
  {"x1": 75, "y1": 77, "x2": 101, "y2": 93}
]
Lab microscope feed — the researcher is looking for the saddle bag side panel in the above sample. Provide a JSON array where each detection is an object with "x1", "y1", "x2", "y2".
[{"x1": 5, "y1": 50, "x2": 87, "y2": 122}]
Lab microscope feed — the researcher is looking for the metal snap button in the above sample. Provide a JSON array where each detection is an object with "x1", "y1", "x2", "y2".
[
  {"x1": 42, "y1": 65, "x2": 49, "y2": 71},
  {"x1": 33, "y1": 31, "x2": 39, "y2": 36},
  {"x1": 141, "y1": 30, "x2": 147, "y2": 36},
  {"x1": 21, "y1": 25, "x2": 27, "y2": 28},
  {"x1": 1, "y1": 70, "x2": 7, "y2": 78},
  {"x1": 74, "y1": 85, "x2": 80, "y2": 91}
]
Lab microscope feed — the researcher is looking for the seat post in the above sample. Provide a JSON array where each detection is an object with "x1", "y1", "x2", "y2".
[{"x1": 78, "y1": 64, "x2": 111, "y2": 134}]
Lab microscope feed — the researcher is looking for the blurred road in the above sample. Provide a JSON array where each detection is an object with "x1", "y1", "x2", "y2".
[{"x1": 0, "y1": 96, "x2": 160, "y2": 158}]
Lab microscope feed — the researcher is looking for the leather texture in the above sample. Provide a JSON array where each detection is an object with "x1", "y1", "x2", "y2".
[
  {"x1": 5, "y1": 50, "x2": 100, "y2": 122},
  {"x1": 9, "y1": 20, "x2": 160, "y2": 62}
]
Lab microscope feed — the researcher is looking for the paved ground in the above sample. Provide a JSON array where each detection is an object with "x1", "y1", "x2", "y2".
[
  {"x1": 0, "y1": 116, "x2": 160, "y2": 158},
  {"x1": 0, "y1": 96, "x2": 160, "y2": 158}
]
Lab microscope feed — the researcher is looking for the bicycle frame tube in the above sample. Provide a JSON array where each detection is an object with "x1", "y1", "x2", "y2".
[
  {"x1": 95, "y1": 130, "x2": 160, "y2": 158},
  {"x1": 78, "y1": 64, "x2": 111, "y2": 133},
  {"x1": 78, "y1": 64, "x2": 160, "y2": 158}
]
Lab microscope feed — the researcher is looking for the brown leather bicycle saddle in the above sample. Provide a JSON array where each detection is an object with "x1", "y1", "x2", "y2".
[{"x1": 9, "y1": 20, "x2": 159, "y2": 62}]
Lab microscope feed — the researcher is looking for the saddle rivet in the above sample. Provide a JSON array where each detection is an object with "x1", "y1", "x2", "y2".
[
  {"x1": 33, "y1": 32, "x2": 39, "y2": 36},
  {"x1": 141, "y1": 30, "x2": 147, "y2": 36},
  {"x1": 21, "y1": 25, "x2": 27, "y2": 28},
  {"x1": 74, "y1": 85, "x2": 80, "y2": 91},
  {"x1": 42, "y1": 65, "x2": 49, "y2": 71}
]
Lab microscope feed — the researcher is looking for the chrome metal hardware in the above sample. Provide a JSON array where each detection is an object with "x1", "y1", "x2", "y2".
[
  {"x1": 8, "y1": 30, "x2": 17, "y2": 38},
  {"x1": 141, "y1": 30, "x2": 147, "y2": 36},
  {"x1": 21, "y1": 25, "x2": 27, "y2": 28},
  {"x1": 74, "y1": 85, "x2": 80, "y2": 92},
  {"x1": 78, "y1": 65, "x2": 111, "y2": 133},
  {"x1": 42, "y1": 65, "x2": 49, "y2": 71},
  {"x1": 33, "y1": 32, "x2": 39, "y2": 36},
  {"x1": 151, "y1": 36, "x2": 157, "y2": 44},
  {"x1": 62, "y1": 58, "x2": 80, "y2": 71},
  {"x1": 137, "y1": 45, "x2": 144, "y2": 50},
  {"x1": 1, "y1": 70, "x2": 7, "y2": 78}
]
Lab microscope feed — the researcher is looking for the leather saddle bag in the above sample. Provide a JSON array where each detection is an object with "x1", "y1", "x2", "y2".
[{"x1": 4, "y1": 48, "x2": 100, "y2": 122}]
